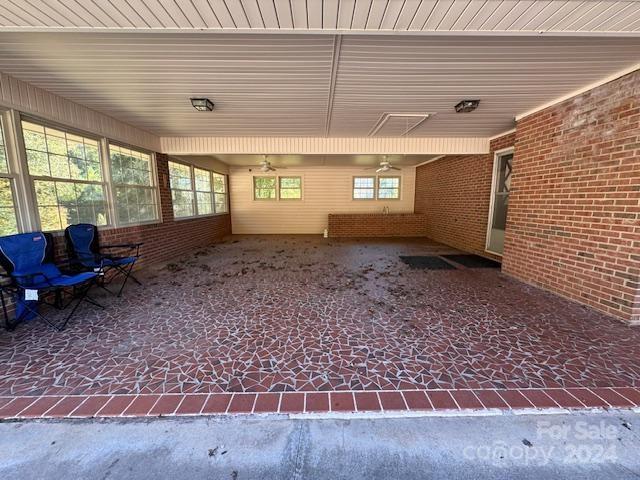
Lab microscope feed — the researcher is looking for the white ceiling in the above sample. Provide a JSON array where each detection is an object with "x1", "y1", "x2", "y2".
[
  {"x1": 1, "y1": 1, "x2": 640, "y2": 34},
  {"x1": 0, "y1": 32, "x2": 638, "y2": 138}
]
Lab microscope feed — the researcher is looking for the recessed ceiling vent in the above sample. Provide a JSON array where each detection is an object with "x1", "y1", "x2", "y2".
[{"x1": 368, "y1": 113, "x2": 434, "y2": 137}]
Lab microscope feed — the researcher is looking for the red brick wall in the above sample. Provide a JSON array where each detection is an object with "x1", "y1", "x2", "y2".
[
  {"x1": 327, "y1": 213, "x2": 427, "y2": 237},
  {"x1": 502, "y1": 70, "x2": 640, "y2": 324},
  {"x1": 413, "y1": 132, "x2": 515, "y2": 260},
  {"x1": 52, "y1": 153, "x2": 232, "y2": 267}
]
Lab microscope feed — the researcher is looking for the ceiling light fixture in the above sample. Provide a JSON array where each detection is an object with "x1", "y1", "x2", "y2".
[
  {"x1": 190, "y1": 98, "x2": 214, "y2": 111},
  {"x1": 455, "y1": 100, "x2": 480, "y2": 113}
]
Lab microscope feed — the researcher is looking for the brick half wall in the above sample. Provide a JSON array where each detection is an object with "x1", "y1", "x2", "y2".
[
  {"x1": 502, "y1": 70, "x2": 640, "y2": 324},
  {"x1": 327, "y1": 213, "x2": 427, "y2": 237}
]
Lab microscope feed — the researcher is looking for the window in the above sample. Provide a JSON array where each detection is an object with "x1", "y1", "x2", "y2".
[
  {"x1": 353, "y1": 177, "x2": 375, "y2": 200},
  {"x1": 168, "y1": 161, "x2": 194, "y2": 218},
  {"x1": 353, "y1": 175, "x2": 402, "y2": 200},
  {"x1": 254, "y1": 176, "x2": 277, "y2": 200},
  {"x1": 22, "y1": 120, "x2": 108, "y2": 231},
  {"x1": 0, "y1": 119, "x2": 19, "y2": 235},
  {"x1": 195, "y1": 167, "x2": 213, "y2": 215},
  {"x1": 213, "y1": 172, "x2": 228, "y2": 213},
  {"x1": 378, "y1": 176, "x2": 400, "y2": 199},
  {"x1": 279, "y1": 176, "x2": 302, "y2": 200},
  {"x1": 109, "y1": 144, "x2": 159, "y2": 225}
]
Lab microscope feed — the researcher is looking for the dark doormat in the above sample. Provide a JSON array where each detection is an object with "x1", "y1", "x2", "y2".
[
  {"x1": 399, "y1": 256, "x2": 456, "y2": 270},
  {"x1": 442, "y1": 254, "x2": 501, "y2": 268}
]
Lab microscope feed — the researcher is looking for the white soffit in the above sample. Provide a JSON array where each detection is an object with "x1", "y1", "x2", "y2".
[
  {"x1": 1, "y1": 1, "x2": 640, "y2": 35},
  {"x1": 0, "y1": 33, "x2": 638, "y2": 138},
  {"x1": 200, "y1": 153, "x2": 440, "y2": 167},
  {"x1": 159, "y1": 136, "x2": 489, "y2": 154}
]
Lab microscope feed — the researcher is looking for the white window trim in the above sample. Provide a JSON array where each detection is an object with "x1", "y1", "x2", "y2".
[
  {"x1": 20, "y1": 116, "x2": 111, "y2": 232},
  {"x1": 1, "y1": 110, "x2": 168, "y2": 235},
  {"x1": 0, "y1": 109, "x2": 30, "y2": 233},
  {"x1": 169, "y1": 159, "x2": 228, "y2": 220},
  {"x1": 485, "y1": 146, "x2": 514, "y2": 257},
  {"x1": 251, "y1": 175, "x2": 303, "y2": 201},
  {"x1": 278, "y1": 176, "x2": 303, "y2": 201},
  {"x1": 377, "y1": 175, "x2": 402, "y2": 201},
  {"x1": 352, "y1": 175, "x2": 402, "y2": 201},
  {"x1": 106, "y1": 140, "x2": 162, "y2": 228}
]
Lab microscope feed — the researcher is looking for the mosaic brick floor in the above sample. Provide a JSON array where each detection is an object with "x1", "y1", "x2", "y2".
[{"x1": 1, "y1": 235, "x2": 639, "y2": 418}]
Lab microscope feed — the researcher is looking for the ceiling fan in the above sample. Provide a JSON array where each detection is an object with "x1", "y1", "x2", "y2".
[
  {"x1": 367, "y1": 156, "x2": 401, "y2": 173},
  {"x1": 259, "y1": 155, "x2": 276, "y2": 172}
]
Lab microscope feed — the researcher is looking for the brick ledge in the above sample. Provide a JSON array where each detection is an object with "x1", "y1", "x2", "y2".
[{"x1": 1, "y1": 387, "x2": 638, "y2": 420}]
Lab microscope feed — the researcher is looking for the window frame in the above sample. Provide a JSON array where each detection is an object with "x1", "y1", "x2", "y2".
[
  {"x1": 377, "y1": 175, "x2": 401, "y2": 200},
  {"x1": 253, "y1": 175, "x2": 278, "y2": 201},
  {"x1": 168, "y1": 159, "x2": 196, "y2": 220},
  {"x1": 352, "y1": 175, "x2": 402, "y2": 201},
  {"x1": 107, "y1": 141, "x2": 161, "y2": 227},
  {"x1": 352, "y1": 176, "x2": 377, "y2": 201},
  {"x1": 278, "y1": 176, "x2": 303, "y2": 201},
  {"x1": 168, "y1": 159, "x2": 228, "y2": 220},
  {"x1": 0, "y1": 111, "x2": 22, "y2": 235},
  {"x1": 21, "y1": 116, "x2": 111, "y2": 232},
  {"x1": 212, "y1": 172, "x2": 229, "y2": 214}
]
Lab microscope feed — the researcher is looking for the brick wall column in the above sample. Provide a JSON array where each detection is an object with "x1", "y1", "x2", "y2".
[
  {"x1": 155, "y1": 153, "x2": 175, "y2": 223},
  {"x1": 502, "y1": 70, "x2": 640, "y2": 324}
]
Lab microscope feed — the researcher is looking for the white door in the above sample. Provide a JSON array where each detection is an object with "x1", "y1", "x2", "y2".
[{"x1": 486, "y1": 150, "x2": 513, "y2": 255}]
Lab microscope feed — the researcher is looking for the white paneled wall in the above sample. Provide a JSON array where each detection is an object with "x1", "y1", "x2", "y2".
[
  {"x1": 0, "y1": 73, "x2": 159, "y2": 151},
  {"x1": 229, "y1": 166, "x2": 416, "y2": 234}
]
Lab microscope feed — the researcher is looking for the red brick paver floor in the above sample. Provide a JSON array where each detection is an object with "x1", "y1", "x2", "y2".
[{"x1": 1, "y1": 236, "x2": 639, "y2": 419}]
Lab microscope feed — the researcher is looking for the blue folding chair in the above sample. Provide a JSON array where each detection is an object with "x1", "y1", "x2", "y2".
[
  {"x1": 0, "y1": 232, "x2": 102, "y2": 331},
  {"x1": 65, "y1": 224, "x2": 142, "y2": 297}
]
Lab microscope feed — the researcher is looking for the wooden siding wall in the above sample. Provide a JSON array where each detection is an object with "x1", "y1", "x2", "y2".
[{"x1": 229, "y1": 166, "x2": 416, "y2": 234}]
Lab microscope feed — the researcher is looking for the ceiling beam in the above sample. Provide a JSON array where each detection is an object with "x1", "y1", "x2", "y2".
[
  {"x1": 324, "y1": 34, "x2": 342, "y2": 137},
  {"x1": 159, "y1": 136, "x2": 490, "y2": 155}
]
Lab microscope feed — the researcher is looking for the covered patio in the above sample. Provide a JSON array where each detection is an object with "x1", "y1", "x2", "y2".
[
  {"x1": 2, "y1": 236, "x2": 640, "y2": 418},
  {"x1": 0, "y1": 1, "x2": 639, "y2": 420}
]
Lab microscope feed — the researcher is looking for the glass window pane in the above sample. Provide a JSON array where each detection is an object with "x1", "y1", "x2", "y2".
[
  {"x1": 197, "y1": 191, "x2": 213, "y2": 215},
  {"x1": 195, "y1": 168, "x2": 212, "y2": 192},
  {"x1": 353, "y1": 177, "x2": 377, "y2": 199},
  {"x1": 34, "y1": 179, "x2": 107, "y2": 231},
  {"x1": 254, "y1": 177, "x2": 276, "y2": 200},
  {"x1": 26, "y1": 150, "x2": 50, "y2": 176},
  {"x1": 378, "y1": 177, "x2": 400, "y2": 199},
  {"x1": 109, "y1": 144, "x2": 158, "y2": 225},
  {"x1": 172, "y1": 189, "x2": 194, "y2": 218},
  {"x1": 213, "y1": 173, "x2": 226, "y2": 193},
  {"x1": 279, "y1": 177, "x2": 302, "y2": 200},
  {"x1": 0, "y1": 178, "x2": 18, "y2": 235},
  {"x1": 109, "y1": 144, "x2": 153, "y2": 186},
  {"x1": 0, "y1": 121, "x2": 7, "y2": 174},
  {"x1": 23, "y1": 120, "x2": 103, "y2": 181},
  {"x1": 214, "y1": 193, "x2": 227, "y2": 213}
]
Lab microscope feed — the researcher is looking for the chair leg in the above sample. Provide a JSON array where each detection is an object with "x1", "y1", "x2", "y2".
[
  {"x1": 84, "y1": 294, "x2": 105, "y2": 309},
  {"x1": 116, "y1": 262, "x2": 140, "y2": 297}
]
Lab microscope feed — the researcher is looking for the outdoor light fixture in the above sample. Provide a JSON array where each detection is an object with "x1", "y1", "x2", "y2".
[
  {"x1": 190, "y1": 98, "x2": 214, "y2": 111},
  {"x1": 455, "y1": 99, "x2": 480, "y2": 113}
]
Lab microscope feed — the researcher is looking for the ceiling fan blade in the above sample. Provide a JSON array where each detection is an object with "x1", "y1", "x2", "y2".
[{"x1": 390, "y1": 166, "x2": 401, "y2": 170}]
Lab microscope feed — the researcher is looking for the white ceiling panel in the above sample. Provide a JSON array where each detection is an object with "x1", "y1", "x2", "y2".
[
  {"x1": 1, "y1": 1, "x2": 639, "y2": 34},
  {"x1": 0, "y1": 32, "x2": 637, "y2": 138}
]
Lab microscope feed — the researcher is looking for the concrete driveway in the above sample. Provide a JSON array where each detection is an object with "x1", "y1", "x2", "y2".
[{"x1": 1, "y1": 411, "x2": 639, "y2": 479}]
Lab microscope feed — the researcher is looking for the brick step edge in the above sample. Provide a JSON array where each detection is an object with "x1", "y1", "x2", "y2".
[{"x1": 1, "y1": 387, "x2": 639, "y2": 420}]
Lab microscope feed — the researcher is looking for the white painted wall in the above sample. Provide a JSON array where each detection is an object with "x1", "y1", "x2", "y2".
[{"x1": 229, "y1": 166, "x2": 416, "y2": 234}]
